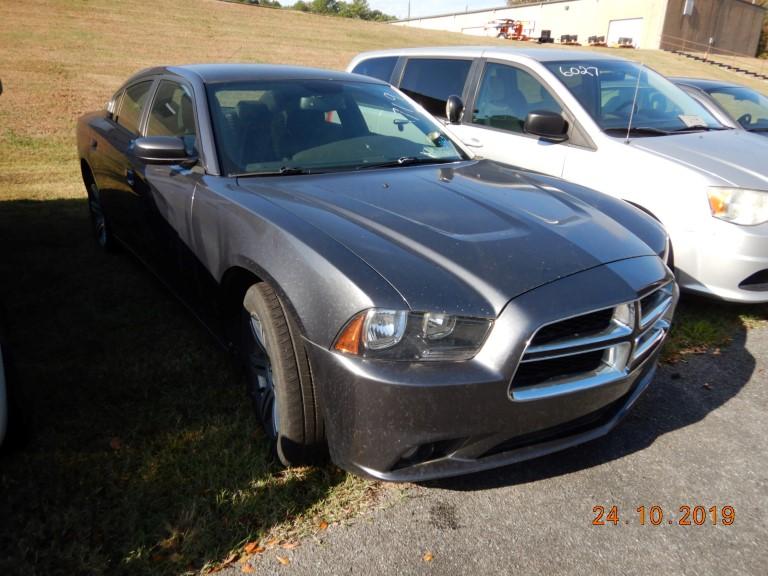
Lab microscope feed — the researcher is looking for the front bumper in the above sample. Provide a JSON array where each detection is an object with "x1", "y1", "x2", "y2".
[
  {"x1": 674, "y1": 218, "x2": 768, "y2": 303},
  {"x1": 307, "y1": 256, "x2": 677, "y2": 482}
]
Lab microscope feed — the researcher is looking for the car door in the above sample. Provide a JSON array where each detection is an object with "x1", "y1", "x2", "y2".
[
  {"x1": 136, "y1": 78, "x2": 204, "y2": 299},
  {"x1": 99, "y1": 79, "x2": 156, "y2": 250},
  {"x1": 448, "y1": 61, "x2": 569, "y2": 177}
]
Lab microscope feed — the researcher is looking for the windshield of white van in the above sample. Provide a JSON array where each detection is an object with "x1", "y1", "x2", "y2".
[{"x1": 544, "y1": 60, "x2": 724, "y2": 136}]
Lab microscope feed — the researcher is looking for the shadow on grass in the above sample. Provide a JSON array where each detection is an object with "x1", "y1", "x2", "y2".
[
  {"x1": 426, "y1": 295, "x2": 765, "y2": 492},
  {"x1": 0, "y1": 198, "x2": 351, "y2": 575}
]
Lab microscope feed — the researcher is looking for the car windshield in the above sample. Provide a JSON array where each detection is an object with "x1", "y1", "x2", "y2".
[
  {"x1": 206, "y1": 79, "x2": 467, "y2": 176},
  {"x1": 704, "y1": 85, "x2": 768, "y2": 132},
  {"x1": 543, "y1": 60, "x2": 723, "y2": 135}
]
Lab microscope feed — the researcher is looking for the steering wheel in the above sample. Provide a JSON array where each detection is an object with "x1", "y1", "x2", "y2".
[
  {"x1": 737, "y1": 113, "x2": 752, "y2": 127},
  {"x1": 613, "y1": 100, "x2": 637, "y2": 115}
]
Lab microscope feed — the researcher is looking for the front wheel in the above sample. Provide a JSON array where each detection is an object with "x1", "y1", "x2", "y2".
[
  {"x1": 241, "y1": 283, "x2": 326, "y2": 466},
  {"x1": 86, "y1": 180, "x2": 116, "y2": 251}
]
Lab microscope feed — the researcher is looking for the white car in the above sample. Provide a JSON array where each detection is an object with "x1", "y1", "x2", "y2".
[{"x1": 348, "y1": 47, "x2": 768, "y2": 303}]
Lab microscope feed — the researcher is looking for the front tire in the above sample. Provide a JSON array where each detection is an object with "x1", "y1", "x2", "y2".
[
  {"x1": 241, "y1": 283, "x2": 325, "y2": 466},
  {"x1": 86, "y1": 180, "x2": 116, "y2": 251}
]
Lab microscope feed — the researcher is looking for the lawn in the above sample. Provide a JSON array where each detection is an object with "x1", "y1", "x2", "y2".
[{"x1": 0, "y1": 1, "x2": 766, "y2": 574}]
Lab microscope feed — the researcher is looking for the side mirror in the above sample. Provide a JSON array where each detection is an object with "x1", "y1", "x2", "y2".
[
  {"x1": 132, "y1": 136, "x2": 197, "y2": 166},
  {"x1": 445, "y1": 94, "x2": 464, "y2": 124},
  {"x1": 524, "y1": 111, "x2": 569, "y2": 142}
]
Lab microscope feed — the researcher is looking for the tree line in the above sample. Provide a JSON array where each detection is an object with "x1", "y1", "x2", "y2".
[{"x1": 230, "y1": 0, "x2": 395, "y2": 22}]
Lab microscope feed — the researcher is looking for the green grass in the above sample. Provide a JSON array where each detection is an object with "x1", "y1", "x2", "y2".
[
  {"x1": 0, "y1": 1, "x2": 766, "y2": 574},
  {"x1": 663, "y1": 297, "x2": 768, "y2": 362}
]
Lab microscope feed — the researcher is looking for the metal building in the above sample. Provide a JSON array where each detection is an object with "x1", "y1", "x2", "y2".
[{"x1": 393, "y1": 0, "x2": 765, "y2": 57}]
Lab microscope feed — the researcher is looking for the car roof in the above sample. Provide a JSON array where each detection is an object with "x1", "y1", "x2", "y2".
[
  {"x1": 353, "y1": 45, "x2": 624, "y2": 63},
  {"x1": 128, "y1": 63, "x2": 386, "y2": 85}
]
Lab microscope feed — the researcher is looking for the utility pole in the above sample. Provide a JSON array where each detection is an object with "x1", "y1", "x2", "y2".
[{"x1": 407, "y1": 0, "x2": 410, "y2": 19}]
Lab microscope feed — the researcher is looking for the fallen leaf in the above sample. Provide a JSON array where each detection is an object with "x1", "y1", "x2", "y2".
[
  {"x1": 169, "y1": 553, "x2": 182, "y2": 563},
  {"x1": 243, "y1": 541, "x2": 261, "y2": 555},
  {"x1": 703, "y1": 383, "x2": 713, "y2": 390},
  {"x1": 423, "y1": 551, "x2": 434, "y2": 563},
  {"x1": 317, "y1": 520, "x2": 329, "y2": 531},
  {"x1": 281, "y1": 542, "x2": 299, "y2": 550},
  {"x1": 241, "y1": 564, "x2": 254, "y2": 573},
  {"x1": 109, "y1": 437, "x2": 122, "y2": 450},
  {"x1": 219, "y1": 552, "x2": 239, "y2": 568},
  {"x1": 276, "y1": 555, "x2": 290, "y2": 566},
  {"x1": 264, "y1": 538, "x2": 280, "y2": 548}
]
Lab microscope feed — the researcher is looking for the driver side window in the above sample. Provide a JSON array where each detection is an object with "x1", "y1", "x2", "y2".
[
  {"x1": 146, "y1": 80, "x2": 197, "y2": 153},
  {"x1": 473, "y1": 63, "x2": 562, "y2": 133}
]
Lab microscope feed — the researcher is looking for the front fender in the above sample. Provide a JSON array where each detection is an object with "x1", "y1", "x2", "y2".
[{"x1": 192, "y1": 177, "x2": 407, "y2": 347}]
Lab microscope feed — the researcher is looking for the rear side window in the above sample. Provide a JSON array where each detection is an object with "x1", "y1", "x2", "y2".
[
  {"x1": 399, "y1": 58, "x2": 472, "y2": 118},
  {"x1": 351, "y1": 57, "x2": 398, "y2": 83},
  {"x1": 116, "y1": 80, "x2": 153, "y2": 134}
]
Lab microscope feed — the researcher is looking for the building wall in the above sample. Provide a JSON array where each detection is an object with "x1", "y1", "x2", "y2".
[
  {"x1": 392, "y1": 0, "x2": 669, "y2": 49},
  {"x1": 661, "y1": 0, "x2": 765, "y2": 57}
]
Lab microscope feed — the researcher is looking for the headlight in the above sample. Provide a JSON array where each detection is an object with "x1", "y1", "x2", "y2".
[
  {"x1": 333, "y1": 309, "x2": 492, "y2": 361},
  {"x1": 707, "y1": 187, "x2": 768, "y2": 226}
]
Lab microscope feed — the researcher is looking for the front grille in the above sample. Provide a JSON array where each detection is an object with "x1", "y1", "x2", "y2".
[
  {"x1": 531, "y1": 308, "x2": 614, "y2": 346},
  {"x1": 513, "y1": 350, "x2": 604, "y2": 388},
  {"x1": 509, "y1": 282, "x2": 675, "y2": 402}
]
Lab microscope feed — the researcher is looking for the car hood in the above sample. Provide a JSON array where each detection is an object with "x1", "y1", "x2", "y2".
[
  {"x1": 236, "y1": 160, "x2": 659, "y2": 317},
  {"x1": 628, "y1": 129, "x2": 768, "y2": 189}
]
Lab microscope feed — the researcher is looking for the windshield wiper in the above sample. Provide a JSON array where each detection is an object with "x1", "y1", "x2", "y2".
[
  {"x1": 604, "y1": 126, "x2": 670, "y2": 136},
  {"x1": 670, "y1": 125, "x2": 729, "y2": 133},
  {"x1": 235, "y1": 166, "x2": 313, "y2": 177},
  {"x1": 356, "y1": 157, "x2": 457, "y2": 170},
  {"x1": 747, "y1": 127, "x2": 768, "y2": 133}
]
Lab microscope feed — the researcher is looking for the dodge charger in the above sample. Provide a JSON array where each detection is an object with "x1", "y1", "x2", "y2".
[{"x1": 76, "y1": 64, "x2": 677, "y2": 481}]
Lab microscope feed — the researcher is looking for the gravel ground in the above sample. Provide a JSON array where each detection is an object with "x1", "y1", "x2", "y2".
[{"x1": 228, "y1": 324, "x2": 767, "y2": 576}]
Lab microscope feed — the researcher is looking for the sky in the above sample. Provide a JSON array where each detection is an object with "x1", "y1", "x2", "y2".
[{"x1": 282, "y1": 1, "x2": 506, "y2": 20}]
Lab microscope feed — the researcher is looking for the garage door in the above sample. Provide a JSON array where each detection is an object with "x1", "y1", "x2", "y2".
[{"x1": 607, "y1": 18, "x2": 644, "y2": 48}]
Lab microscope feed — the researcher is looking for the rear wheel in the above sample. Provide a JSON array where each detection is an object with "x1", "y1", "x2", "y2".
[{"x1": 241, "y1": 283, "x2": 325, "y2": 466}]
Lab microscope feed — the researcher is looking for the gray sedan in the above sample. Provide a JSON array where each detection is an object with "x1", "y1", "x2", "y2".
[
  {"x1": 76, "y1": 64, "x2": 676, "y2": 481},
  {"x1": 672, "y1": 77, "x2": 768, "y2": 136}
]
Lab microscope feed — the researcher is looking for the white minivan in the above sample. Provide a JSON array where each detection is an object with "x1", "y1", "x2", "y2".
[{"x1": 348, "y1": 47, "x2": 768, "y2": 303}]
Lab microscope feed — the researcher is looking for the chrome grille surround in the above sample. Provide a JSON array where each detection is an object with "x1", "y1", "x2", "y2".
[{"x1": 510, "y1": 282, "x2": 675, "y2": 402}]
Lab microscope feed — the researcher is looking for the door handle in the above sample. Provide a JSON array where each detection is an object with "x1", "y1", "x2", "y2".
[
  {"x1": 126, "y1": 168, "x2": 135, "y2": 188},
  {"x1": 89, "y1": 139, "x2": 98, "y2": 150},
  {"x1": 464, "y1": 138, "x2": 483, "y2": 148}
]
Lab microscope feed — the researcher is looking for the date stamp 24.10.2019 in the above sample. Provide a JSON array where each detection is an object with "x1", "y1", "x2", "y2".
[{"x1": 592, "y1": 505, "x2": 735, "y2": 526}]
